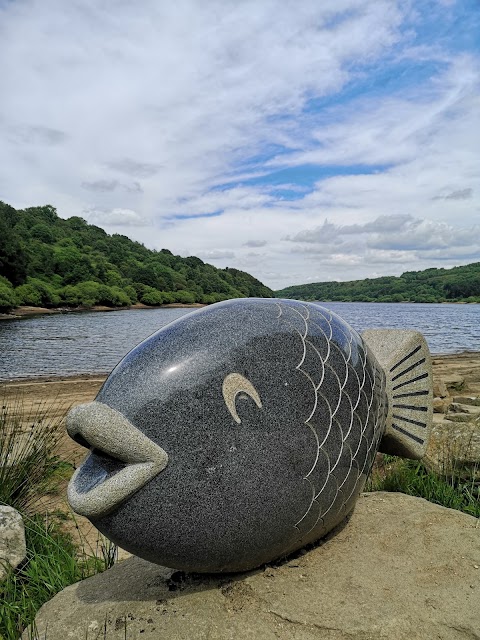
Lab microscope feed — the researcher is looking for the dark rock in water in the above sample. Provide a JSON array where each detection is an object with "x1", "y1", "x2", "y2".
[{"x1": 66, "y1": 298, "x2": 433, "y2": 572}]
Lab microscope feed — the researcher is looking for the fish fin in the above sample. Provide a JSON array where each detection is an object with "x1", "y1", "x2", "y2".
[{"x1": 361, "y1": 329, "x2": 433, "y2": 460}]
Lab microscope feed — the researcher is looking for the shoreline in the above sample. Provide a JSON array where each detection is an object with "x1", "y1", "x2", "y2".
[
  {"x1": 1, "y1": 299, "x2": 479, "y2": 321},
  {"x1": 0, "y1": 302, "x2": 206, "y2": 321},
  {"x1": 1, "y1": 350, "x2": 479, "y2": 460},
  {"x1": 1, "y1": 350, "x2": 479, "y2": 387},
  {"x1": 1, "y1": 351, "x2": 478, "y2": 558}
]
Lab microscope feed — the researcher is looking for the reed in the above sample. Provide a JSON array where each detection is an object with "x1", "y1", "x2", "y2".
[
  {"x1": 0, "y1": 393, "x2": 64, "y2": 512},
  {"x1": 0, "y1": 392, "x2": 117, "y2": 639}
]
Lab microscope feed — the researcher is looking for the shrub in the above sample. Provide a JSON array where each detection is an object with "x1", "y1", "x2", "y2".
[
  {"x1": 15, "y1": 279, "x2": 60, "y2": 308},
  {"x1": 172, "y1": 289, "x2": 196, "y2": 304},
  {"x1": 139, "y1": 286, "x2": 164, "y2": 306},
  {"x1": 14, "y1": 283, "x2": 42, "y2": 306},
  {"x1": 124, "y1": 284, "x2": 138, "y2": 304},
  {"x1": 207, "y1": 292, "x2": 230, "y2": 303},
  {"x1": 96, "y1": 285, "x2": 131, "y2": 307},
  {"x1": 160, "y1": 291, "x2": 176, "y2": 304},
  {"x1": 60, "y1": 281, "x2": 133, "y2": 308},
  {"x1": 74, "y1": 280, "x2": 102, "y2": 307},
  {"x1": 60, "y1": 284, "x2": 81, "y2": 306},
  {"x1": 0, "y1": 278, "x2": 18, "y2": 311}
]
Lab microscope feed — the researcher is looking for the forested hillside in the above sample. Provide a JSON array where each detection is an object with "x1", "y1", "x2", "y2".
[
  {"x1": 0, "y1": 201, "x2": 272, "y2": 311},
  {"x1": 276, "y1": 263, "x2": 480, "y2": 303}
]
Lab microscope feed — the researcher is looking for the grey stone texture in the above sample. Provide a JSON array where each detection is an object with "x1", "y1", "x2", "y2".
[
  {"x1": 426, "y1": 408, "x2": 480, "y2": 484},
  {"x1": 67, "y1": 299, "x2": 433, "y2": 572},
  {"x1": 442, "y1": 372, "x2": 466, "y2": 392},
  {"x1": 449, "y1": 402, "x2": 480, "y2": 415},
  {"x1": 0, "y1": 505, "x2": 26, "y2": 581},
  {"x1": 433, "y1": 378, "x2": 449, "y2": 399},
  {"x1": 453, "y1": 396, "x2": 480, "y2": 407},
  {"x1": 67, "y1": 401, "x2": 168, "y2": 519},
  {"x1": 25, "y1": 493, "x2": 480, "y2": 640},
  {"x1": 433, "y1": 397, "x2": 449, "y2": 413},
  {"x1": 361, "y1": 329, "x2": 433, "y2": 459}
]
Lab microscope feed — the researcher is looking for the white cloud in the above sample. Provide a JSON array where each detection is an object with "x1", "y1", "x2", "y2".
[
  {"x1": 7, "y1": 124, "x2": 67, "y2": 146},
  {"x1": 84, "y1": 207, "x2": 149, "y2": 227},
  {"x1": 81, "y1": 180, "x2": 119, "y2": 193},
  {"x1": 0, "y1": 1, "x2": 405, "y2": 210},
  {"x1": 434, "y1": 188, "x2": 473, "y2": 201},
  {"x1": 243, "y1": 240, "x2": 267, "y2": 248},
  {"x1": 0, "y1": 1, "x2": 478, "y2": 289},
  {"x1": 367, "y1": 218, "x2": 479, "y2": 251},
  {"x1": 196, "y1": 249, "x2": 236, "y2": 260}
]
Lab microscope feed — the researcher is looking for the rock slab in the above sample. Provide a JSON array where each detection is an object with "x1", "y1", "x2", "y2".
[
  {"x1": 25, "y1": 493, "x2": 480, "y2": 640},
  {"x1": 0, "y1": 505, "x2": 26, "y2": 581}
]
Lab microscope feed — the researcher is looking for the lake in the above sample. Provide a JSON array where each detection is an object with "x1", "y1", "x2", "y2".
[{"x1": 0, "y1": 302, "x2": 479, "y2": 381}]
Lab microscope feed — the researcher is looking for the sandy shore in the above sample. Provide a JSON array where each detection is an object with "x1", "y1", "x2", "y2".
[
  {"x1": 2, "y1": 350, "x2": 479, "y2": 461},
  {"x1": 0, "y1": 302, "x2": 206, "y2": 321}
]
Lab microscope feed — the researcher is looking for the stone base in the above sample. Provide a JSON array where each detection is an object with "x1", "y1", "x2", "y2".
[{"x1": 25, "y1": 492, "x2": 480, "y2": 640}]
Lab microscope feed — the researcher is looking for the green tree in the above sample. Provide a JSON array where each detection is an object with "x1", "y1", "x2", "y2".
[
  {"x1": 0, "y1": 201, "x2": 27, "y2": 285},
  {"x1": 0, "y1": 200, "x2": 274, "y2": 310},
  {"x1": 0, "y1": 276, "x2": 17, "y2": 311},
  {"x1": 139, "y1": 286, "x2": 165, "y2": 305}
]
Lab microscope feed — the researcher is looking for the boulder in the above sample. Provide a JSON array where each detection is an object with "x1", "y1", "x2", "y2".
[
  {"x1": 433, "y1": 397, "x2": 449, "y2": 414},
  {"x1": 444, "y1": 413, "x2": 477, "y2": 423},
  {"x1": 442, "y1": 373, "x2": 465, "y2": 392},
  {"x1": 453, "y1": 396, "x2": 480, "y2": 407},
  {"x1": 449, "y1": 402, "x2": 480, "y2": 415},
  {"x1": 433, "y1": 379, "x2": 448, "y2": 399},
  {"x1": 0, "y1": 505, "x2": 26, "y2": 581},
  {"x1": 24, "y1": 493, "x2": 480, "y2": 640},
  {"x1": 425, "y1": 419, "x2": 480, "y2": 481}
]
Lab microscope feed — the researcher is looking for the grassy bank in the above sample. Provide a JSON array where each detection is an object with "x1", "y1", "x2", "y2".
[
  {"x1": 367, "y1": 455, "x2": 479, "y2": 518},
  {"x1": 0, "y1": 393, "x2": 116, "y2": 640}
]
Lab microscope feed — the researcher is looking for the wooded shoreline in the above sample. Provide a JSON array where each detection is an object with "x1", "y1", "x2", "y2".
[
  {"x1": 0, "y1": 302, "x2": 206, "y2": 320},
  {"x1": 1, "y1": 298, "x2": 478, "y2": 321}
]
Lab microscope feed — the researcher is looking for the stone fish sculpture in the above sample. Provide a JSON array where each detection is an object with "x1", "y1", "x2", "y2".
[{"x1": 66, "y1": 298, "x2": 433, "y2": 572}]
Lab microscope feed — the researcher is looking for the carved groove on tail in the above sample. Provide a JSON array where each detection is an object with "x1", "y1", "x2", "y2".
[{"x1": 361, "y1": 329, "x2": 433, "y2": 460}]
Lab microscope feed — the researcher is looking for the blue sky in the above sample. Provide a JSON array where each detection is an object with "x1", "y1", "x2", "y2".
[{"x1": 0, "y1": 0, "x2": 479, "y2": 288}]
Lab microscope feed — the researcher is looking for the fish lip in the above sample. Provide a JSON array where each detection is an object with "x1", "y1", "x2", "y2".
[{"x1": 66, "y1": 401, "x2": 168, "y2": 519}]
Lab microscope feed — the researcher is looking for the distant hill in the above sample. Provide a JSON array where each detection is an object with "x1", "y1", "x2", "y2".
[
  {"x1": 0, "y1": 201, "x2": 273, "y2": 312},
  {"x1": 275, "y1": 263, "x2": 480, "y2": 303}
]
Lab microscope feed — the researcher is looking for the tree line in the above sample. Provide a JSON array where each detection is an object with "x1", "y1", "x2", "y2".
[
  {"x1": 275, "y1": 263, "x2": 480, "y2": 303},
  {"x1": 0, "y1": 201, "x2": 273, "y2": 312}
]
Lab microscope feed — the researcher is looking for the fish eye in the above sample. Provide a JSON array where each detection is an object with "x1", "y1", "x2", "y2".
[{"x1": 222, "y1": 373, "x2": 262, "y2": 424}]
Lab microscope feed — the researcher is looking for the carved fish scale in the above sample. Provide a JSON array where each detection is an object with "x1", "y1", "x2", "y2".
[{"x1": 66, "y1": 298, "x2": 432, "y2": 572}]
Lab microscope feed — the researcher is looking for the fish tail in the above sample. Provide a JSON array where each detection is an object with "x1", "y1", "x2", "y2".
[{"x1": 361, "y1": 329, "x2": 433, "y2": 460}]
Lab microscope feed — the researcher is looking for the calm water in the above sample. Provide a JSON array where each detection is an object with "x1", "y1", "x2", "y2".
[{"x1": 0, "y1": 302, "x2": 478, "y2": 381}]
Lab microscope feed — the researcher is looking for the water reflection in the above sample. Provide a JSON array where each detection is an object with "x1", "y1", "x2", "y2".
[{"x1": 0, "y1": 302, "x2": 478, "y2": 381}]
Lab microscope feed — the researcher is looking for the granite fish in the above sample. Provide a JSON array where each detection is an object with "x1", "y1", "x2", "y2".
[{"x1": 66, "y1": 298, "x2": 433, "y2": 572}]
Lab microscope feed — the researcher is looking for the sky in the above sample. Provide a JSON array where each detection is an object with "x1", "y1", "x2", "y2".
[{"x1": 0, "y1": 0, "x2": 479, "y2": 290}]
